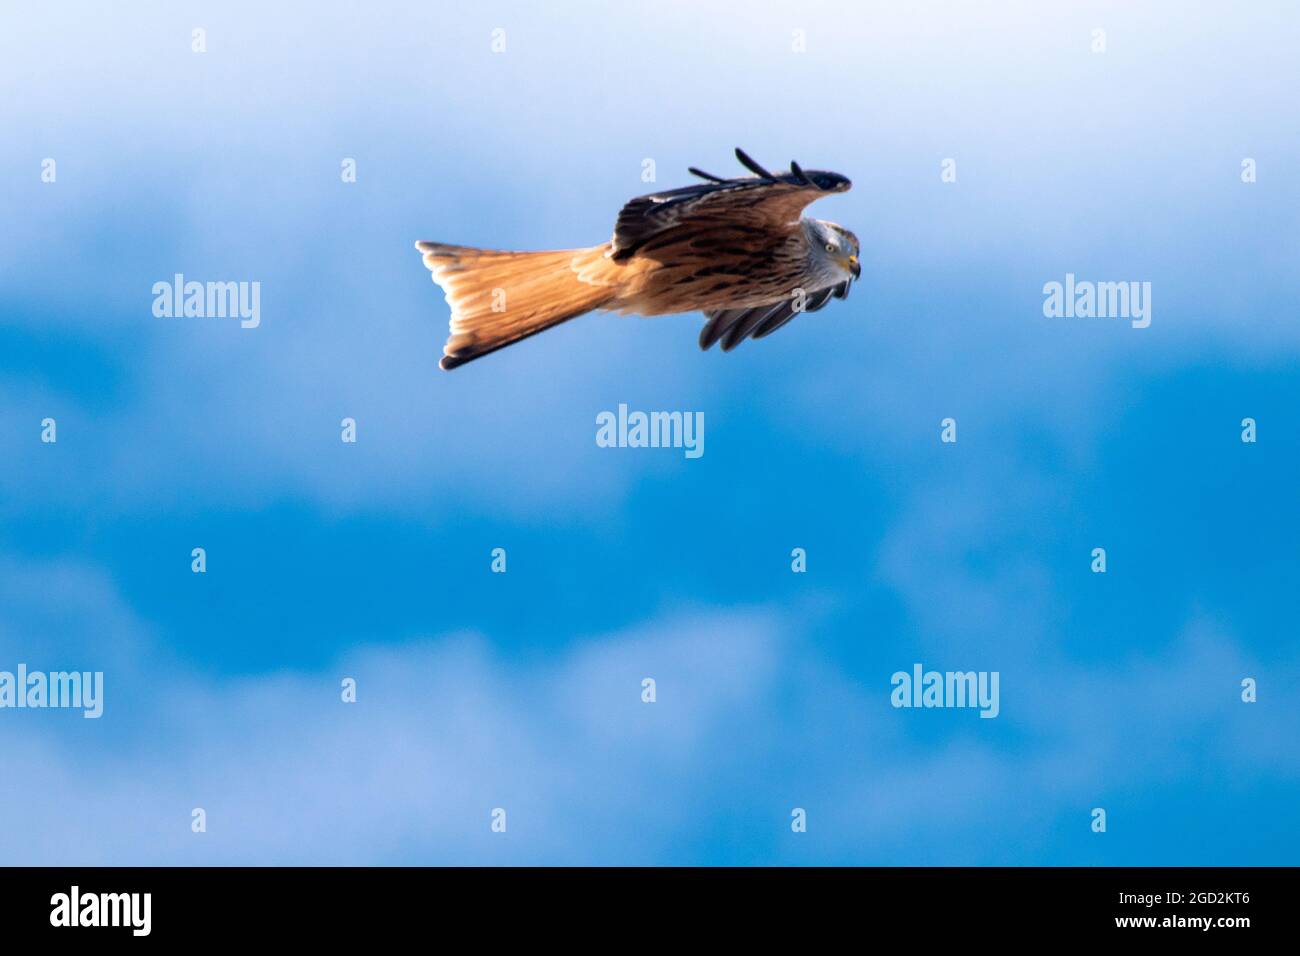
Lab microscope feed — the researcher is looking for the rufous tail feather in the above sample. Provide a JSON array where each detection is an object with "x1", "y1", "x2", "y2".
[{"x1": 415, "y1": 242, "x2": 614, "y2": 370}]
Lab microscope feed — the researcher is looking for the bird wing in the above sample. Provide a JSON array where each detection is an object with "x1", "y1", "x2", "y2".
[
  {"x1": 609, "y1": 148, "x2": 851, "y2": 261},
  {"x1": 699, "y1": 279, "x2": 852, "y2": 352}
]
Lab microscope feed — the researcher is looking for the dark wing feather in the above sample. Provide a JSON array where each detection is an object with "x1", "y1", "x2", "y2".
[
  {"x1": 699, "y1": 308, "x2": 739, "y2": 350},
  {"x1": 610, "y1": 149, "x2": 850, "y2": 260},
  {"x1": 700, "y1": 281, "x2": 851, "y2": 351},
  {"x1": 721, "y1": 300, "x2": 791, "y2": 351}
]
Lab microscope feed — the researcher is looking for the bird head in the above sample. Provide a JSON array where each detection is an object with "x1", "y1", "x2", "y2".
[{"x1": 812, "y1": 220, "x2": 861, "y2": 279}]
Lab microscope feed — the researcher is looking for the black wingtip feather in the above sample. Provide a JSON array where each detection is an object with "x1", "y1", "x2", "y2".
[
  {"x1": 734, "y1": 147, "x2": 776, "y2": 180},
  {"x1": 687, "y1": 166, "x2": 728, "y2": 183}
]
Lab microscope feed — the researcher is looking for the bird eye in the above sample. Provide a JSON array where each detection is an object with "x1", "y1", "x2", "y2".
[{"x1": 825, "y1": 243, "x2": 835, "y2": 253}]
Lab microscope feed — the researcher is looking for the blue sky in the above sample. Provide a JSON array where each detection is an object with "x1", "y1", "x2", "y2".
[{"x1": 1, "y1": 0, "x2": 1298, "y2": 864}]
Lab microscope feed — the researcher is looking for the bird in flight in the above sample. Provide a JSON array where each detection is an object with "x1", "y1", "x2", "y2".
[{"x1": 415, "y1": 148, "x2": 859, "y2": 370}]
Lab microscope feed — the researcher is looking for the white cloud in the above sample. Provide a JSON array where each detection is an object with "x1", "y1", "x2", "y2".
[{"x1": 2, "y1": 554, "x2": 1295, "y2": 864}]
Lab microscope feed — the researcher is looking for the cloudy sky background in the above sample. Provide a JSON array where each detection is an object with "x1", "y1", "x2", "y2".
[{"x1": 1, "y1": 0, "x2": 1298, "y2": 864}]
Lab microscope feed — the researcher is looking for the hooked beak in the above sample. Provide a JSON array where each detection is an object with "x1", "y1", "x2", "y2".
[{"x1": 848, "y1": 255, "x2": 860, "y2": 279}]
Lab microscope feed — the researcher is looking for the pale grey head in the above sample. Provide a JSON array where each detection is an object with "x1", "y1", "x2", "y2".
[{"x1": 803, "y1": 218, "x2": 861, "y2": 289}]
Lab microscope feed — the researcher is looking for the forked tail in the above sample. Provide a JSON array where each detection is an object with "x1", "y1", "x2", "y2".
[{"x1": 415, "y1": 242, "x2": 614, "y2": 370}]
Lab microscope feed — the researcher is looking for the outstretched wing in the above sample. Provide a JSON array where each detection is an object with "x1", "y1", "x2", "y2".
[
  {"x1": 609, "y1": 148, "x2": 851, "y2": 261},
  {"x1": 699, "y1": 279, "x2": 853, "y2": 352}
]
